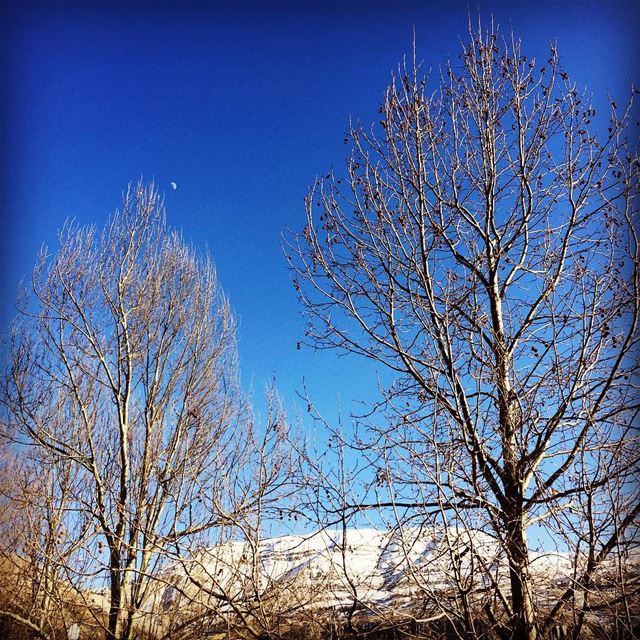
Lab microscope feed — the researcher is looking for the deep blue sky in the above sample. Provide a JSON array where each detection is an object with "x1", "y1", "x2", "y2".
[{"x1": 2, "y1": 0, "x2": 638, "y2": 424}]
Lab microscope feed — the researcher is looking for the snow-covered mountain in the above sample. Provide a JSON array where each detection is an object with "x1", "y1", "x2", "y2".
[
  {"x1": 162, "y1": 527, "x2": 576, "y2": 615},
  {"x1": 79, "y1": 526, "x2": 638, "y2": 640}
]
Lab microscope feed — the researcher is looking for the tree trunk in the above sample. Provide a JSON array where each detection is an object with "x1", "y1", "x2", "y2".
[
  {"x1": 107, "y1": 548, "x2": 122, "y2": 640},
  {"x1": 504, "y1": 499, "x2": 537, "y2": 640},
  {"x1": 107, "y1": 548, "x2": 133, "y2": 640}
]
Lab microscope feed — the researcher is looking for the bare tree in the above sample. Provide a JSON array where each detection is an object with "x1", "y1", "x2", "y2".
[
  {"x1": 0, "y1": 450, "x2": 71, "y2": 640},
  {"x1": 2, "y1": 182, "x2": 256, "y2": 639},
  {"x1": 158, "y1": 388, "x2": 305, "y2": 640},
  {"x1": 289, "y1": 26, "x2": 639, "y2": 640}
]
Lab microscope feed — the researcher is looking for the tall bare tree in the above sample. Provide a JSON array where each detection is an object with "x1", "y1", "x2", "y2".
[
  {"x1": 289, "y1": 27, "x2": 639, "y2": 640},
  {"x1": 2, "y1": 182, "x2": 256, "y2": 639}
]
